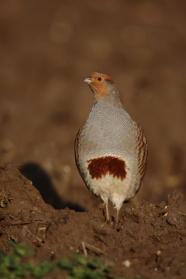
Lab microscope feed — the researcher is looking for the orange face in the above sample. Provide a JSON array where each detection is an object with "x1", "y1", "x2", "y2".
[{"x1": 84, "y1": 72, "x2": 114, "y2": 100}]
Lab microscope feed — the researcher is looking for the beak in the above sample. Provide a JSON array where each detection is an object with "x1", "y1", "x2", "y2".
[{"x1": 84, "y1": 77, "x2": 92, "y2": 83}]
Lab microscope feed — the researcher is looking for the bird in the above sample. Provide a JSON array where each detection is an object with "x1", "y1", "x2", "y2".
[{"x1": 75, "y1": 72, "x2": 147, "y2": 229}]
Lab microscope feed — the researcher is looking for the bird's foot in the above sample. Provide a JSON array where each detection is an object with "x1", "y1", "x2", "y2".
[{"x1": 106, "y1": 217, "x2": 111, "y2": 225}]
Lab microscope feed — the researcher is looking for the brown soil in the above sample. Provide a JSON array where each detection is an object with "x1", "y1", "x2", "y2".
[
  {"x1": 0, "y1": 165, "x2": 186, "y2": 279},
  {"x1": 0, "y1": 1, "x2": 186, "y2": 279}
]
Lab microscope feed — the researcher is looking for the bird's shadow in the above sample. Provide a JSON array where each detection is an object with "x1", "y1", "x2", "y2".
[{"x1": 19, "y1": 162, "x2": 84, "y2": 212}]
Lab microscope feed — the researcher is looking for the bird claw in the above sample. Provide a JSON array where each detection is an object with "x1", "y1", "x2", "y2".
[{"x1": 106, "y1": 219, "x2": 111, "y2": 225}]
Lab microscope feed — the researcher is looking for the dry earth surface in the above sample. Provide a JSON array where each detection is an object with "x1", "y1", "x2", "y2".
[{"x1": 0, "y1": 165, "x2": 186, "y2": 279}]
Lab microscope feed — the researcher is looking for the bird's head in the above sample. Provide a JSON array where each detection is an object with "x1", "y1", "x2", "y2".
[{"x1": 84, "y1": 72, "x2": 116, "y2": 101}]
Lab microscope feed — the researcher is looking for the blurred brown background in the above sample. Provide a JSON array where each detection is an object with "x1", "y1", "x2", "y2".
[{"x1": 0, "y1": 0, "x2": 185, "y2": 211}]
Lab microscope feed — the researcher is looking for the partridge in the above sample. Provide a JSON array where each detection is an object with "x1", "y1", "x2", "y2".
[{"x1": 75, "y1": 72, "x2": 147, "y2": 228}]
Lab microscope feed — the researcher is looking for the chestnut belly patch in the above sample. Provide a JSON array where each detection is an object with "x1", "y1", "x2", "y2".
[{"x1": 87, "y1": 156, "x2": 126, "y2": 181}]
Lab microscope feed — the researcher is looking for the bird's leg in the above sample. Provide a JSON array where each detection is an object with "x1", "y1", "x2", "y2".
[
  {"x1": 114, "y1": 209, "x2": 120, "y2": 230},
  {"x1": 105, "y1": 203, "x2": 111, "y2": 224}
]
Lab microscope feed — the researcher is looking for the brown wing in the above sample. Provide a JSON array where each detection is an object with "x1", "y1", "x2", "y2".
[
  {"x1": 74, "y1": 128, "x2": 81, "y2": 172},
  {"x1": 135, "y1": 123, "x2": 148, "y2": 182}
]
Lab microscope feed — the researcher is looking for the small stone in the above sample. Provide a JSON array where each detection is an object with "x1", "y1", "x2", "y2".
[
  {"x1": 156, "y1": 250, "x2": 161, "y2": 256},
  {"x1": 123, "y1": 260, "x2": 131, "y2": 268}
]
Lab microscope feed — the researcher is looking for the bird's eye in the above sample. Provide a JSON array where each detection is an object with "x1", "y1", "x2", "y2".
[{"x1": 97, "y1": 77, "x2": 102, "y2": 81}]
